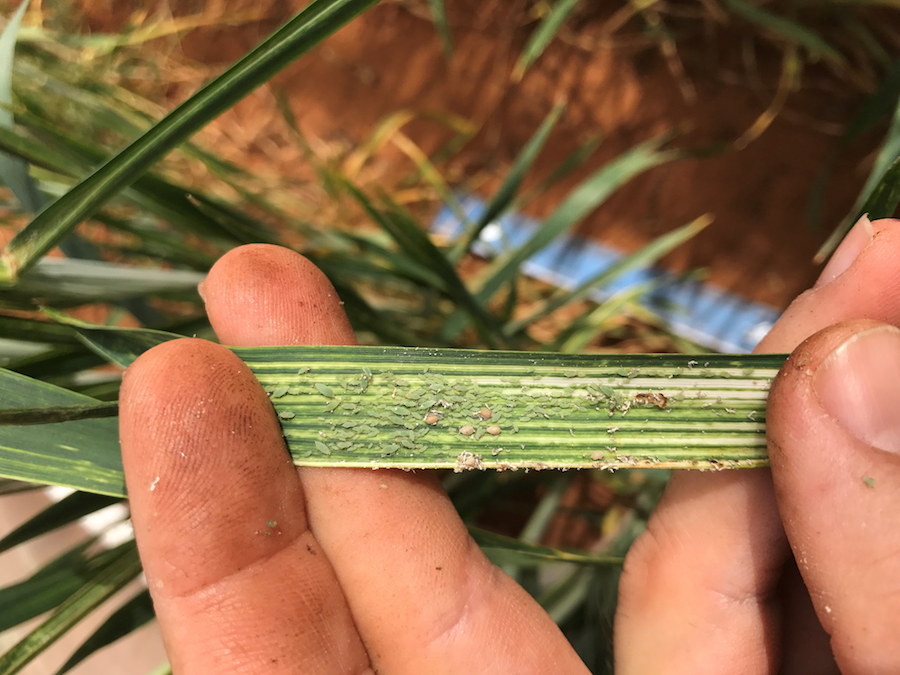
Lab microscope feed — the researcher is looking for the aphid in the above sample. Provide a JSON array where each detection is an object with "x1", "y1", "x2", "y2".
[
  {"x1": 459, "y1": 425, "x2": 475, "y2": 436},
  {"x1": 634, "y1": 392, "x2": 668, "y2": 409},
  {"x1": 486, "y1": 425, "x2": 501, "y2": 436},
  {"x1": 478, "y1": 407, "x2": 493, "y2": 420},
  {"x1": 314, "y1": 440, "x2": 332, "y2": 455},
  {"x1": 425, "y1": 413, "x2": 440, "y2": 425},
  {"x1": 598, "y1": 384, "x2": 616, "y2": 399},
  {"x1": 297, "y1": 367, "x2": 310, "y2": 375},
  {"x1": 271, "y1": 385, "x2": 290, "y2": 399},
  {"x1": 278, "y1": 410, "x2": 296, "y2": 420},
  {"x1": 315, "y1": 383, "x2": 335, "y2": 398}
]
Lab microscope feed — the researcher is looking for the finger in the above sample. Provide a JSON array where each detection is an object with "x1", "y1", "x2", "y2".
[
  {"x1": 120, "y1": 340, "x2": 370, "y2": 674},
  {"x1": 615, "y1": 215, "x2": 894, "y2": 674},
  {"x1": 204, "y1": 245, "x2": 589, "y2": 674},
  {"x1": 768, "y1": 320, "x2": 900, "y2": 672}
]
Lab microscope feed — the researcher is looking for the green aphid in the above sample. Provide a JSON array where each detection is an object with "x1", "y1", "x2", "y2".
[
  {"x1": 314, "y1": 440, "x2": 332, "y2": 455},
  {"x1": 277, "y1": 410, "x2": 295, "y2": 420},
  {"x1": 297, "y1": 367, "x2": 310, "y2": 375},
  {"x1": 315, "y1": 383, "x2": 335, "y2": 398},
  {"x1": 288, "y1": 387, "x2": 302, "y2": 395},
  {"x1": 271, "y1": 385, "x2": 290, "y2": 399},
  {"x1": 324, "y1": 400, "x2": 340, "y2": 412},
  {"x1": 598, "y1": 384, "x2": 616, "y2": 399},
  {"x1": 387, "y1": 414, "x2": 406, "y2": 426}
]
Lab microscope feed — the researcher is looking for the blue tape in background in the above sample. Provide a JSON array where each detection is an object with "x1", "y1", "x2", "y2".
[{"x1": 431, "y1": 196, "x2": 781, "y2": 353}]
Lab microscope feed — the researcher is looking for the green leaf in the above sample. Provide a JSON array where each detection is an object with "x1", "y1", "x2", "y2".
[
  {"x1": 471, "y1": 526, "x2": 623, "y2": 567},
  {"x1": 0, "y1": 539, "x2": 104, "y2": 632},
  {"x1": 341, "y1": 179, "x2": 501, "y2": 347},
  {"x1": 478, "y1": 134, "x2": 679, "y2": 301},
  {"x1": 516, "y1": 134, "x2": 602, "y2": 209},
  {"x1": 43, "y1": 309, "x2": 184, "y2": 369},
  {"x1": 441, "y1": 132, "x2": 680, "y2": 341},
  {"x1": 451, "y1": 102, "x2": 565, "y2": 259},
  {"x1": 0, "y1": 367, "x2": 125, "y2": 497},
  {"x1": 0, "y1": 542, "x2": 142, "y2": 675},
  {"x1": 505, "y1": 214, "x2": 710, "y2": 337},
  {"x1": 0, "y1": 315, "x2": 78, "y2": 346},
  {"x1": 816, "y1": 87, "x2": 900, "y2": 262},
  {"x1": 0, "y1": 401, "x2": 119, "y2": 425},
  {"x1": 0, "y1": 491, "x2": 121, "y2": 554},
  {"x1": 552, "y1": 277, "x2": 667, "y2": 353},
  {"x1": 9, "y1": 259, "x2": 205, "y2": 304},
  {"x1": 0, "y1": 0, "x2": 44, "y2": 214},
  {"x1": 720, "y1": 0, "x2": 845, "y2": 65},
  {"x1": 513, "y1": 0, "x2": 584, "y2": 79},
  {"x1": 861, "y1": 155, "x2": 900, "y2": 220},
  {"x1": 428, "y1": 0, "x2": 453, "y2": 59},
  {"x1": 55, "y1": 589, "x2": 154, "y2": 675},
  {"x1": 0, "y1": 0, "x2": 379, "y2": 282},
  {"x1": 807, "y1": 57, "x2": 900, "y2": 228}
]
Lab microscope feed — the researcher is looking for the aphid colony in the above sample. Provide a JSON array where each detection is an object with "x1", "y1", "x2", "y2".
[{"x1": 263, "y1": 364, "x2": 681, "y2": 467}]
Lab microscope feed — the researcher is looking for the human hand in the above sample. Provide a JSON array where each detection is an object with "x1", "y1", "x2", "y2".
[
  {"x1": 119, "y1": 245, "x2": 591, "y2": 674},
  {"x1": 615, "y1": 215, "x2": 900, "y2": 673}
]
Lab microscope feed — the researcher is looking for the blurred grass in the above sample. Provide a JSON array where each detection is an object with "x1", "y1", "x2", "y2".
[{"x1": 0, "y1": 0, "x2": 898, "y2": 673}]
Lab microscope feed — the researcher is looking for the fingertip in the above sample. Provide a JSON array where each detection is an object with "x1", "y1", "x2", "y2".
[
  {"x1": 767, "y1": 319, "x2": 900, "y2": 671},
  {"x1": 203, "y1": 244, "x2": 356, "y2": 346},
  {"x1": 120, "y1": 338, "x2": 306, "y2": 598}
]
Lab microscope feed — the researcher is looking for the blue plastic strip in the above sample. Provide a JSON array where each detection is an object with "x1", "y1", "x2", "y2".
[{"x1": 431, "y1": 196, "x2": 781, "y2": 353}]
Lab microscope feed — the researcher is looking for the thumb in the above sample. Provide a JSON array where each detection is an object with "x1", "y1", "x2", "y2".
[{"x1": 768, "y1": 319, "x2": 900, "y2": 673}]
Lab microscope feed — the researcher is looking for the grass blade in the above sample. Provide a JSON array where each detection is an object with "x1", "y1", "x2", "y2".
[
  {"x1": 0, "y1": 539, "x2": 104, "y2": 632},
  {"x1": 451, "y1": 102, "x2": 566, "y2": 260},
  {"x1": 513, "y1": 0, "x2": 584, "y2": 80},
  {"x1": 860, "y1": 155, "x2": 900, "y2": 220},
  {"x1": 0, "y1": 542, "x2": 143, "y2": 675},
  {"x1": 242, "y1": 345, "x2": 780, "y2": 471},
  {"x1": 0, "y1": 401, "x2": 118, "y2": 425},
  {"x1": 470, "y1": 526, "x2": 622, "y2": 567},
  {"x1": 807, "y1": 57, "x2": 900, "y2": 228},
  {"x1": 0, "y1": 0, "x2": 43, "y2": 213},
  {"x1": 0, "y1": 0, "x2": 378, "y2": 282},
  {"x1": 443, "y1": 133, "x2": 681, "y2": 343},
  {"x1": 816, "y1": 91, "x2": 900, "y2": 262},
  {"x1": 55, "y1": 589, "x2": 154, "y2": 675},
  {"x1": 0, "y1": 491, "x2": 121, "y2": 554},
  {"x1": 341, "y1": 179, "x2": 501, "y2": 347},
  {"x1": 720, "y1": 0, "x2": 845, "y2": 65},
  {"x1": 428, "y1": 0, "x2": 453, "y2": 59},
  {"x1": 504, "y1": 215, "x2": 710, "y2": 337},
  {"x1": 0, "y1": 367, "x2": 124, "y2": 496}
]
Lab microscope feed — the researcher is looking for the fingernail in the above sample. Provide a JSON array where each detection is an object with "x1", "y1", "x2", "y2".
[
  {"x1": 814, "y1": 325, "x2": 900, "y2": 454},
  {"x1": 197, "y1": 278, "x2": 207, "y2": 302},
  {"x1": 814, "y1": 214, "x2": 873, "y2": 288}
]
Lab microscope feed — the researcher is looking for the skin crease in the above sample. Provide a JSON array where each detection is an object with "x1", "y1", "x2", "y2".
[{"x1": 120, "y1": 217, "x2": 900, "y2": 673}]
